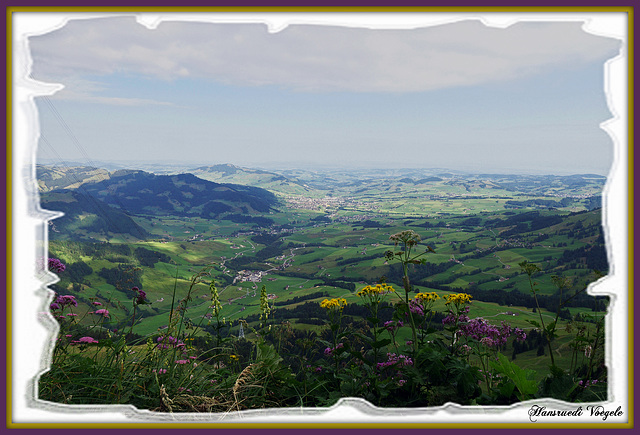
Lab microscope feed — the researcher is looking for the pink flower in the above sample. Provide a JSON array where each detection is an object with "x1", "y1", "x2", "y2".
[
  {"x1": 175, "y1": 359, "x2": 189, "y2": 364},
  {"x1": 93, "y1": 309, "x2": 109, "y2": 317},
  {"x1": 93, "y1": 302, "x2": 102, "y2": 306},
  {"x1": 72, "y1": 336, "x2": 98, "y2": 344}
]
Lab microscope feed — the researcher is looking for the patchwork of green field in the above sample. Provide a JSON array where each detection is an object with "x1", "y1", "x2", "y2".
[{"x1": 46, "y1": 171, "x2": 609, "y2": 379}]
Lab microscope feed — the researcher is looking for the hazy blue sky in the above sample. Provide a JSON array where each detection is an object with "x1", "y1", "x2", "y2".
[{"x1": 29, "y1": 16, "x2": 621, "y2": 175}]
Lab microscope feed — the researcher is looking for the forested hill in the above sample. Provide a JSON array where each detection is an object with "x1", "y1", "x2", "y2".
[
  {"x1": 64, "y1": 170, "x2": 279, "y2": 216},
  {"x1": 40, "y1": 170, "x2": 281, "y2": 241}
]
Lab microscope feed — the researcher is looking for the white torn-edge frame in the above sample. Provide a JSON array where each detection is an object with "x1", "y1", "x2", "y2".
[{"x1": 10, "y1": 10, "x2": 629, "y2": 425}]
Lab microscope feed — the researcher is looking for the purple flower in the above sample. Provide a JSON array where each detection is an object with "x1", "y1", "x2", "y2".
[
  {"x1": 409, "y1": 300, "x2": 424, "y2": 316},
  {"x1": 136, "y1": 290, "x2": 147, "y2": 304},
  {"x1": 93, "y1": 301, "x2": 102, "y2": 306},
  {"x1": 49, "y1": 302, "x2": 60, "y2": 311},
  {"x1": 457, "y1": 317, "x2": 517, "y2": 348},
  {"x1": 48, "y1": 258, "x2": 66, "y2": 273},
  {"x1": 384, "y1": 320, "x2": 403, "y2": 332},
  {"x1": 324, "y1": 343, "x2": 344, "y2": 356},
  {"x1": 132, "y1": 287, "x2": 148, "y2": 305},
  {"x1": 175, "y1": 359, "x2": 189, "y2": 365},
  {"x1": 56, "y1": 295, "x2": 77, "y2": 307},
  {"x1": 377, "y1": 353, "x2": 413, "y2": 370}
]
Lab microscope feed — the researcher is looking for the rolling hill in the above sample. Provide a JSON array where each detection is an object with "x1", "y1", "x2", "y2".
[{"x1": 40, "y1": 170, "x2": 281, "y2": 240}]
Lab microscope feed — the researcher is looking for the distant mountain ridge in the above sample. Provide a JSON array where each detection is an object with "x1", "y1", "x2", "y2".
[
  {"x1": 188, "y1": 164, "x2": 313, "y2": 195},
  {"x1": 37, "y1": 165, "x2": 111, "y2": 192}
]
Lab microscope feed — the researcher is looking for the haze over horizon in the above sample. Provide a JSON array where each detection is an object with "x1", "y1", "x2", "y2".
[{"x1": 29, "y1": 15, "x2": 622, "y2": 177}]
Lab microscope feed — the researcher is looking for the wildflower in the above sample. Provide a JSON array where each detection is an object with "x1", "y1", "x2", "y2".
[
  {"x1": 93, "y1": 309, "x2": 110, "y2": 317},
  {"x1": 480, "y1": 337, "x2": 495, "y2": 347},
  {"x1": 49, "y1": 302, "x2": 60, "y2": 311},
  {"x1": 132, "y1": 287, "x2": 148, "y2": 305},
  {"x1": 175, "y1": 359, "x2": 189, "y2": 365},
  {"x1": 48, "y1": 258, "x2": 66, "y2": 273},
  {"x1": 319, "y1": 298, "x2": 348, "y2": 311},
  {"x1": 444, "y1": 293, "x2": 472, "y2": 305},
  {"x1": 457, "y1": 317, "x2": 518, "y2": 349},
  {"x1": 324, "y1": 343, "x2": 344, "y2": 356},
  {"x1": 383, "y1": 320, "x2": 403, "y2": 332},
  {"x1": 92, "y1": 301, "x2": 102, "y2": 306},
  {"x1": 56, "y1": 295, "x2": 77, "y2": 307},
  {"x1": 66, "y1": 313, "x2": 78, "y2": 317},
  {"x1": 259, "y1": 285, "x2": 271, "y2": 325},
  {"x1": 356, "y1": 284, "x2": 393, "y2": 298},
  {"x1": 376, "y1": 353, "x2": 413, "y2": 370},
  {"x1": 389, "y1": 230, "x2": 422, "y2": 247},
  {"x1": 152, "y1": 368, "x2": 167, "y2": 374},
  {"x1": 415, "y1": 292, "x2": 440, "y2": 303},
  {"x1": 210, "y1": 281, "x2": 222, "y2": 317},
  {"x1": 73, "y1": 336, "x2": 98, "y2": 344},
  {"x1": 409, "y1": 300, "x2": 424, "y2": 316}
]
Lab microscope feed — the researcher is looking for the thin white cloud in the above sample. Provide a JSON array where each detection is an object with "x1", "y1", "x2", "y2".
[{"x1": 29, "y1": 17, "x2": 621, "y2": 93}]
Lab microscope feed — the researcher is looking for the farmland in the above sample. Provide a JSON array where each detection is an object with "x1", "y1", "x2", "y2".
[{"x1": 40, "y1": 165, "x2": 609, "y2": 407}]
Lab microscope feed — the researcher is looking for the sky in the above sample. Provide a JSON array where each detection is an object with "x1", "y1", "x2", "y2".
[{"x1": 28, "y1": 15, "x2": 622, "y2": 175}]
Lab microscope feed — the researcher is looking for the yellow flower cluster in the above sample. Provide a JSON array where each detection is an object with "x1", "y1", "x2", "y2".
[
  {"x1": 444, "y1": 293, "x2": 472, "y2": 305},
  {"x1": 320, "y1": 298, "x2": 348, "y2": 311},
  {"x1": 357, "y1": 284, "x2": 395, "y2": 297},
  {"x1": 415, "y1": 292, "x2": 440, "y2": 302}
]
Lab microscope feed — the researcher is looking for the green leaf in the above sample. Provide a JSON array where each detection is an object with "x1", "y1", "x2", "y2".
[
  {"x1": 489, "y1": 353, "x2": 538, "y2": 400},
  {"x1": 371, "y1": 338, "x2": 392, "y2": 349},
  {"x1": 526, "y1": 320, "x2": 541, "y2": 328}
]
